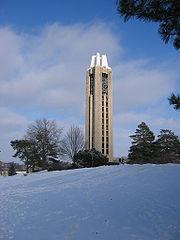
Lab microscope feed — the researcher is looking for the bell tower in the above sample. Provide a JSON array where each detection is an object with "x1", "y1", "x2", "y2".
[{"x1": 85, "y1": 53, "x2": 113, "y2": 161}]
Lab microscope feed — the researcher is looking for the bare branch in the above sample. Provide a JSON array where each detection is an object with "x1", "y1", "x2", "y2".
[{"x1": 60, "y1": 125, "x2": 85, "y2": 161}]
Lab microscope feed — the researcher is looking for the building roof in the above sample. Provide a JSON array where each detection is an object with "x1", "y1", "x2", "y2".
[{"x1": 90, "y1": 52, "x2": 110, "y2": 68}]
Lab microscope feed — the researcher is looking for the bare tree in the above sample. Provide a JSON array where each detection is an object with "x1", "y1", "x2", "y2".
[
  {"x1": 60, "y1": 125, "x2": 84, "y2": 161},
  {"x1": 25, "y1": 119, "x2": 63, "y2": 167}
]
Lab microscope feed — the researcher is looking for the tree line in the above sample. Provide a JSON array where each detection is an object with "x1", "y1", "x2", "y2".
[
  {"x1": 10, "y1": 119, "x2": 180, "y2": 174},
  {"x1": 127, "y1": 122, "x2": 180, "y2": 164},
  {"x1": 116, "y1": 1, "x2": 180, "y2": 163},
  {"x1": 10, "y1": 118, "x2": 109, "y2": 173},
  {"x1": 10, "y1": 119, "x2": 85, "y2": 173}
]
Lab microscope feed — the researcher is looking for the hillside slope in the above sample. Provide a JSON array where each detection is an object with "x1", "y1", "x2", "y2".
[{"x1": 0, "y1": 164, "x2": 180, "y2": 240}]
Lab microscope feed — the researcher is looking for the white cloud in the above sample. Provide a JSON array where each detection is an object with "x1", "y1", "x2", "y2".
[
  {"x1": 113, "y1": 60, "x2": 177, "y2": 111},
  {"x1": 0, "y1": 108, "x2": 29, "y2": 161},
  {"x1": 0, "y1": 27, "x2": 23, "y2": 82},
  {"x1": 113, "y1": 111, "x2": 180, "y2": 156},
  {"x1": 0, "y1": 107, "x2": 28, "y2": 134},
  {"x1": 0, "y1": 22, "x2": 179, "y2": 161},
  {"x1": 114, "y1": 111, "x2": 180, "y2": 133},
  {"x1": 0, "y1": 23, "x2": 178, "y2": 113},
  {"x1": 0, "y1": 23, "x2": 121, "y2": 112}
]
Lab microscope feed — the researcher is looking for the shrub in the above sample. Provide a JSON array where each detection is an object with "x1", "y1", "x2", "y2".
[
  {"x1": 47, "y1": 161, "x2": 78, "y2": 171},
  {"x1": 74, "y1": 148, "x2": 108, "y2": 168}
]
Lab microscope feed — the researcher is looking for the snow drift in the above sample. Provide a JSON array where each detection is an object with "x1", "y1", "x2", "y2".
[{"x1": 0, "y1": 164, "x2": 180, "y2": 240}]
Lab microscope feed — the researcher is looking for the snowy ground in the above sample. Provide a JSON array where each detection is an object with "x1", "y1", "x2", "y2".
[{"x1": 0, "y1": 164, "x2": 180, "y2": 240}]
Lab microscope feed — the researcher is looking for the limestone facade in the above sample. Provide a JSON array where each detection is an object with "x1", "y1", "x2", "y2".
[{"x1": 85, "y1": 53, "x2": 113, "y2": 161}]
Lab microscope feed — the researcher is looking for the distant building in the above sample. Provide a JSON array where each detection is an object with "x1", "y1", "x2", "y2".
[
  {"x1": 85, "y1": 53, "x2": 113, "y2": 161},
  {"x1": 0, "y1": 161, "x2": 26, "y2": 176}
]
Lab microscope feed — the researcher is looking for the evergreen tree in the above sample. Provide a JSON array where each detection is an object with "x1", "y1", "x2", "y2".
[
  {"x1": 155, "y1": 129, "x2": 180, "y2": 163},
  {"x1": 74, "y1": 148, "x2": 108, "y2": 168},
  {"x1": 10, "y1": 139, "x2": 40, "y2": 173},
  {"x1": 117, "y1": 0, "x2": 180, "y2": 49},
  {"x1": 128, "y1": 122, "x2": 155, "y2": 163},
  {"x1": 168, "y1": 93, "x2": 180, "y2": 110},
  {"x1": 8, "y1": 163, "x2": 17, "y2": 176},
  {"x1": 117, "y1": 1, "x2": 180, "y2": 109}
]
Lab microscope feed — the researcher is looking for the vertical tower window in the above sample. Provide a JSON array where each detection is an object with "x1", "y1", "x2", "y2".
[
  {"x1": 102, "y1": 73, "x2": 108, "y2": 94},
  {"x1": 90, "y1": 74, "x2": 94, "y2": 95}
]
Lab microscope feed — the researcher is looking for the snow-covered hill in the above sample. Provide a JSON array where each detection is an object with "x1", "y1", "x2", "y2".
[{"x1": 0, "y1": 164, "x2": 180, "y2": 240}]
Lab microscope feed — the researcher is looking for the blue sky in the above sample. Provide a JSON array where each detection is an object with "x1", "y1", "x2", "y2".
[{"x1": 0, "y1": 0, "x2": 179, "y2": 161}]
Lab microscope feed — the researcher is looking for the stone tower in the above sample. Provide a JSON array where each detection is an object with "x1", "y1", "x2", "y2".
[{"x1": 85, "y1": 53, "x2": 113, "y2": 161}]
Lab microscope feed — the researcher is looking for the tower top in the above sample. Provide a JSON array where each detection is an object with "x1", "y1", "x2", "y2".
[{"x1": 90, "y1": 52, "x2": 110, "y2": 68}]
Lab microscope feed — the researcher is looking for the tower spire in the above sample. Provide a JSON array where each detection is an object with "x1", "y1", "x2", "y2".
[{"x1": 90, "y1": 53, "x2": 109, "y2": 68}]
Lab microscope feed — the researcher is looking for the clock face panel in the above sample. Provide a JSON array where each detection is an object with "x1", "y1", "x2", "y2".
[{"x1": 102, "y1": 73, "x2": 108, "y2": 94}]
